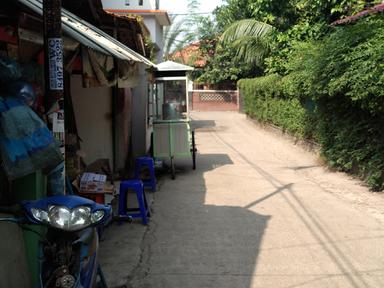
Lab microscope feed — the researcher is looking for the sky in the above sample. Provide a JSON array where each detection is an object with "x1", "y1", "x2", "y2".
[{"x1": 160, "y1": 0, "x2": 224, "y2": 14}]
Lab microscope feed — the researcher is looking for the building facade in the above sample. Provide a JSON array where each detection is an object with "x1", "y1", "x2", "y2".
[{"x1": 101, "y1": 0, "x2": 171, "y2": 63}]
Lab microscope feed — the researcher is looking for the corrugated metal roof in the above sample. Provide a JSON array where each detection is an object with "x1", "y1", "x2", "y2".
[
  {"x1": 156, "y1": 61, "x2": 194, "y2": 71},
  {"x1": 17, "y1": 0, "x2": 155, "y2": 66}
]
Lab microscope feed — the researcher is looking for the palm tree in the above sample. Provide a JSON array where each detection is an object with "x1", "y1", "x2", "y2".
[
  {"x1": 163, "y1": 0, "x2": 201, "y2": 58},
  {"x1": 163, "y1": 15, "x2": 188, "y2": 58},
  {"x1": 219, "y1": 19, "x2": 275, "y2": 67}
]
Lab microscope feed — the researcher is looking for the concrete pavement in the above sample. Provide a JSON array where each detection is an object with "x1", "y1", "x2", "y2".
[{"x1": 101, "y1": 111, "x2": 384, "y2": 288}]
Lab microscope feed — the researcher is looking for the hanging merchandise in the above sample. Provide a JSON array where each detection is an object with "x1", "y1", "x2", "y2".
[
  {"x1": 118, "y1": 59, "x2": 139, "y2": 88},
  {"x1": 82, "y1": 47, "x2": 116, "y2": 87},
  {"x1": 0, "y1": 58, "x2": 63, "y2": 179},
  {"x1": 52, "y1": 109, "x2": 65, "y2": 153},
  {"x1": 0, "y1": 57, "x2": 21, "y2": 81}
]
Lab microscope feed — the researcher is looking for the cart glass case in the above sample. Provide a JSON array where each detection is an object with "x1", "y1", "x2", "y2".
[
  {"x1": 151, "y1": 61, "x2": 196, "y2": 178},
  {"x1": 154, "y1": 79, "x2": 187, "y2": 120}
]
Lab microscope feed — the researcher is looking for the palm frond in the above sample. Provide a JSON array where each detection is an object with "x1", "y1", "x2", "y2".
[
  {"x1": 162, "y1": 0, "x2": 202, "y2": 58},
  {"x1": 232, "y1": 36, "x2": 272, "y2": 66},
  {"x1": 187, "y1": 0, "x2": 200, "y2": 13},
  {"x1": 220, "y1": 19, "x2": 274, "y2": 44},
  {"x1": 163, "y1": 17, "x2": 188, "y2": 57},
  {"x1": 219, "y1": 19, "x2": 274, "y2": 67}
]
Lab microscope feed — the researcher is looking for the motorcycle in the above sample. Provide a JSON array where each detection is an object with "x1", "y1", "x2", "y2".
[{"x1": 0, "y1": 195, "x2": 111, "y2": 288}]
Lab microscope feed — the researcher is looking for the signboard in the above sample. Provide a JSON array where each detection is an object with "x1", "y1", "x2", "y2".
[
  {"x1": 52, "y1": 110, "x2": 64, "y2": 133},
  {"x1": 48, "y1": 38, "x2": 64, "y2": 90},
  {"x1": 52, "y1": 110, "x2": 65, "y2": 155}
]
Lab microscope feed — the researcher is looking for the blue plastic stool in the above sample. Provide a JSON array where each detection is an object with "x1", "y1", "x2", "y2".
[
  {"x1": 118, "y1": 180, "x2": 150, "y2": 225},
  {"x1": 134, "y1": 156, "x2": 157, "y2": 192}
]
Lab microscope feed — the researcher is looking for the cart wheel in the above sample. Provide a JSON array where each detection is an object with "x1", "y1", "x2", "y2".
[
  {"x1": 191, "y1": 130, "x2": 196, "y2": 170},
  {"x1": 171, "y1": 157, "x2": 175, "y2": 180}
]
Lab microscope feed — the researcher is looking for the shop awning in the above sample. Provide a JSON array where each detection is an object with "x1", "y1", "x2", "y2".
[{"x1": 17, "y1": 0, "x2": 155, "y2": 66}]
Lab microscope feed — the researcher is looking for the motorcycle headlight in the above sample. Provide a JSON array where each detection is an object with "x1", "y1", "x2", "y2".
[
  {"x1": 30, "y1": 206, "x2": 106, "y2": 231},
  {"x1": 31, "y1": 208, "x2": 49, "y2": 223},
  {"x1": 91, "y1": 210, "x2": 105, "y2": 223},
  {"x1": 68, "y1": 206, "x2": 92, "y2": 230},
  {"x1": 48, "y1": 206, "x2": 91, "y2": 231}
]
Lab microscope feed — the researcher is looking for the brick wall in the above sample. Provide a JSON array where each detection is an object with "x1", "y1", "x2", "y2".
[{"x1": 190, "y1": 90, "x2": 239, "y2": 111}]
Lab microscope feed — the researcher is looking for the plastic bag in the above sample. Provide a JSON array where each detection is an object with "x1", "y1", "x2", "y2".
[
  {"x1": 0, "y1": 57, "x2": 21, "y2": 83},
  {"x1": 0, "y1": 95, "x2": 63, "y2": 179}
]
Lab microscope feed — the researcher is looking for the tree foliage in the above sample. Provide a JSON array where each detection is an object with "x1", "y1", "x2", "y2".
[
  {"x1": 286, "y1": 14, "x2": 384, "y2": 113},
  {"x1": 214, "y1": 0, "x2": 374, "y2": 74},
  {"x1": 214, "y1": 0, "x2": 255, "y2": 31},
  {"x1": 216, "y1": 0, "x2": 368, "y2": 31},
  {"x1": 195, "y1": 44, "x2": 258, "y2": 86},
  {"x1": 219, "y1": 19, "x2": 274, "y2": 67}
]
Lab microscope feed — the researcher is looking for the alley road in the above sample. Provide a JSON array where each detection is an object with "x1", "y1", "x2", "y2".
[{"x1": 129, "y1": 111, "x2": 384, "y2": 288}]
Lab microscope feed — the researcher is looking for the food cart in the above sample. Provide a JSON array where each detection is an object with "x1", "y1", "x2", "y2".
[{"x1": 151, "y1": 61, "x2": 196, "y2": 179}]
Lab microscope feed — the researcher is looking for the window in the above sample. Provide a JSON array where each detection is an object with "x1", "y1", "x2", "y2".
[
  {"x1": 139, "y1": 0, "x2": 143, "y2": 5},
  {"x1": 125, "y1": 0, "x2": 130, "y2": 5}
]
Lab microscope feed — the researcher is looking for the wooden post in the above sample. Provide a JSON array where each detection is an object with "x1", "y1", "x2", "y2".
[
  {"x1": 43, "y1": 0, "x2": 64, "y2": 111},
  {"x1": 43, "y1": 0, "x2": 65, "y2": 189}
]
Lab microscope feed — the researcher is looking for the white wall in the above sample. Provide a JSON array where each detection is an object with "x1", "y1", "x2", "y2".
[
  {"x1": 143, "y1": 16, "x2": 157, "y2": 43},
  {"x1": 101, "y1": 0, "x2": 158, "y2": 10},
  {"x1": 142, "y1": 16, "x2": 163, "y2": 63},
  {"x1": 101, "y1": 1, "x2": 165, "y2": 63},
  {"x1": 71, "y1": 75, "x2": 114, "y2": 166},
  {"x1": 155, "y1": 20, "x2": 164, "y2": 62}
]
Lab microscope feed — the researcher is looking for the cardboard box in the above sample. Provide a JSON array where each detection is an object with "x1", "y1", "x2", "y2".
[{"x1": 80, "y1": 172, "x2": 107, "y2": 193}]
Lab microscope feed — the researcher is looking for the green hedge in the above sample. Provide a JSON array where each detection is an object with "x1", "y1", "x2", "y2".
[
  {"x1": 238, "y1": 75, "x2": 314, "y2": 139},
  {"x1": 317, "y1": 97, "x2": 384, "y2": 190},
  {"x1": 238, "y1": 15, "x2": 384, "y2": 190}
]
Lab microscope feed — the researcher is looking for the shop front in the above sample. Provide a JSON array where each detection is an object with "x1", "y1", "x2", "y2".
[{"x1": 0, "y1": 0, "x2": 154, "y2": 286}]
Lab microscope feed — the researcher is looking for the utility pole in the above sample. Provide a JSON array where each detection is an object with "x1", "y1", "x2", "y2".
[
  {"x1": 43, "y1": 0, "x2": 65, "y2": 193},
  {"x1": 43, "y1": 0, "x2": 64, "y2": 110}
]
